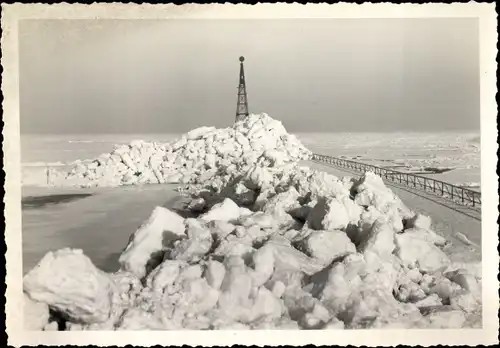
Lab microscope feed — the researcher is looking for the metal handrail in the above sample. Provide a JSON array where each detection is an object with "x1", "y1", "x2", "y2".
[{"x1": 312, "y1": 153, "x2": 481, "y2": 208}]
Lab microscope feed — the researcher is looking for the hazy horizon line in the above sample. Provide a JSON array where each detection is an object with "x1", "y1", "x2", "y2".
[{"x1": 20, "y1": 129, "x2": 481, "y2": 136}]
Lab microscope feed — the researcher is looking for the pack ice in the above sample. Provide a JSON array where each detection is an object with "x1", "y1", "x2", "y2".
[
  {"x1": 33, "y1": 113, "x2": 311, "y2": 188},
  {"x1": 23, "y1": 114, "x2": 482, "y2": 330}
]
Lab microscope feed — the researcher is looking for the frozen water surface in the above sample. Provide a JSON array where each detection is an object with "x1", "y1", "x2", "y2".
[{"x1": 22, "y1": 184, "x2": 181, "y2": 274}]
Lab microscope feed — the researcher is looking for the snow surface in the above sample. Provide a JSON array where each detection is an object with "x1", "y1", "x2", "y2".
[{"x1": 22, "y1": 114, "x2": 482, "y2": 330}]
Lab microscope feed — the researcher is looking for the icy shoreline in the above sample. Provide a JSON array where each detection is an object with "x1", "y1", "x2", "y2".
[{"x1": 22, "y1": 114, "x2": 482, "y2": 330}]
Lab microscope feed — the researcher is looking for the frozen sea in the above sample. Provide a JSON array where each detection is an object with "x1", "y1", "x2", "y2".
[
  {"x1": 21, "y1": 132, "x2": 481, "y2": 189},
  {"x1": 297, "y1": 132, "x2": 481, "y2": 190},
  {"x1": 20, "y1": 131, "x2": 482, "y2": 273}
]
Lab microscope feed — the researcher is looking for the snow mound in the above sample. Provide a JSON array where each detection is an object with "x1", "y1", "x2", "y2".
[
  {"x1": 34, "y1": 113, "x2": 312, "y2": 188},
  {"x1": 23, "y1": 164, "x2": 482, "y2": 330}
]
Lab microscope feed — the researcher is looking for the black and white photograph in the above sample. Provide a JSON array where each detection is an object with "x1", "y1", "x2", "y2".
[{"x1": 3, "y1": 3, "x2": 498, "y2": 346}]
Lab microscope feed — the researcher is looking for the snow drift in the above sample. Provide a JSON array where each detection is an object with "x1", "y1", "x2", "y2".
[
  {"x1": 22, "y1": 113, "x2": 482, "y2": 330},
  {"x1": 28, "y1": 113, "x2": 311, "y2": 188}
]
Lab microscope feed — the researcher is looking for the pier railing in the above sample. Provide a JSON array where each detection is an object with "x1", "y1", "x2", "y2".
[{"x1": 312, "y1": 153, "x2": 481, "y2": 208}]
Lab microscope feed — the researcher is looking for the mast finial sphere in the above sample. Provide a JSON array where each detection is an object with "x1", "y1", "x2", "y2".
[{"x1": 239, "y1": 56, "x2": 245, "y2": 62}]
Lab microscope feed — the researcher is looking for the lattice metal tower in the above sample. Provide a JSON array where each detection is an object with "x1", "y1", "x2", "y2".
[{"x1": 235, "y1": 56, "x2": 249, "y2": 122}]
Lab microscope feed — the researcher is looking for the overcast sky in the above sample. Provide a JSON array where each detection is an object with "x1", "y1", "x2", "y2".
[{"x1": 19, "y1": 18, "x2": 479, "y2": 134}]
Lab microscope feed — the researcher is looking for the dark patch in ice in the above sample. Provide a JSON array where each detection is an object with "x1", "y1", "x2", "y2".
[
  {"x1": 304, "y1": 255, "x2": 347, "y2": 298},
  {"x1": 210, "y1": 254, "x2": 225, "y2": 264},
  {"x1": 205, "y1": 236, "x2": 222, "y2": 257},
  {"x1": 144, "y1": 250, "x2": 166, "y2": 280},
  {"x1": 345, "y1": 223, "x2": 362, "y2": 246},
  {"x1": 252, "y1": 238, "x2": 267, "y2": 250},
  {"x1": 241, "y1": 250, "x2": 255, "y2": 268},
  {"x1": 191, "y1": 190, "x2": 225, "y2": 211},
  {"x1": 287, "y1": 306, "x2": 308, "y2": 323},
  {"x1": 171, "y1": 206, "x2": 199, "y2": 219},
  {"x1": 143, "y1": 230, "x2": 185, "y2": 279},
  {"x1": 412, "y1": 167, "x2": 455, "y2": 174},
  {"x1": 288, "y1": 207, "x2": 307, "y2": 223},
  {"x1": 349, "y1": 185, "x2": 360, "y2": 199},
  {"x1": 169, "y1": 196, "x2": 201, "y2": 219},
  {"x1": 290, "y1": 237, "x2": 308, "y2": 254},
  {"x1": 418, "y1": 304, "x2": 454, "y2": 316},
  {"x1": 22, "y1": 193, "x2": 93, "y2": 209},
  {"x1": 297, "y1": 193, "x2": 310, "y2": 206},
  {"x1": 48, "y1": 307, "x2": 71, "y2": 330}
]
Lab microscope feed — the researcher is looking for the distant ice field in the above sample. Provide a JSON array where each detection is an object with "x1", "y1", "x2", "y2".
[
  {"x1": 21, "y1": 132, "x2": 480, "y2": 190},
  {"x1": 21, "y1": 134, "x2": 181, "y2": 164},
  {"x1": 296, "y1": 132, "x2": 481, "y2": 191}
]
